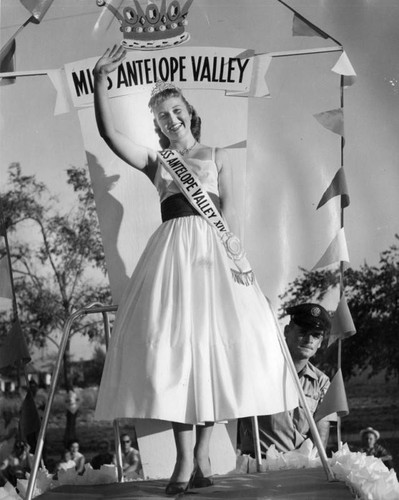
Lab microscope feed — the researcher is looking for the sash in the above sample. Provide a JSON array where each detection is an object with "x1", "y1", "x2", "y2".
[{"x1": 157, "y1": 149, "x2": 255, "y2": 286}]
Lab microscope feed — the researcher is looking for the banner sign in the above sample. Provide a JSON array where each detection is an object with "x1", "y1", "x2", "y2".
[{"x1": 65, "y1": 47, "x2": 254, "y2": 108}]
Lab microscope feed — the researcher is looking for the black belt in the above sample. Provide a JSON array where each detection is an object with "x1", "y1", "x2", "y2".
[{"x1": 161, "y1": 192, "x2": 221, "y2": 222}]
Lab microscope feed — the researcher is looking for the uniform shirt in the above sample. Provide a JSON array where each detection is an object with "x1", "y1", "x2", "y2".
[{"x1": 240, "y1": 362, "x2": 336, "y2": 455}]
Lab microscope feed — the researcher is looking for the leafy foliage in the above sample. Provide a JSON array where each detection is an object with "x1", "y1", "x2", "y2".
[
  {"x1": 279, "y1": 235, "x2": 399, "y2": 381},
  {"x1": 0, "y1": 163, "x2": 112, "y2": 387}
]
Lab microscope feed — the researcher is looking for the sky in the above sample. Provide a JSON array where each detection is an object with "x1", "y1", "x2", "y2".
[{"x1": 1, "y1": 0, "x2": 398, "y2": 360}]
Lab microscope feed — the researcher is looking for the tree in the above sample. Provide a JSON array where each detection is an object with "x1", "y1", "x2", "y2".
[
  {"x1": 279, "y1": 235, "x2": 399, "y2": 382},
  {"x1": 0, "y1": 163, "x2": 112, "y2": 392}
]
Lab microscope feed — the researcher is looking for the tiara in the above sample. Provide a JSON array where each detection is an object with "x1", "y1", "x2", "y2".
[
  {"x1": 150, "y1": 80, "x2": 180, "y2": 97},
  {"x1": 96, "y1": 0, "x2": 193, "y2": 51}
]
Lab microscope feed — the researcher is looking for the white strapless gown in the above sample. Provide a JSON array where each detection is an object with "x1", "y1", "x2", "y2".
[{"x1": 95, "y1": 156, "x2": 297, "y2": 424}]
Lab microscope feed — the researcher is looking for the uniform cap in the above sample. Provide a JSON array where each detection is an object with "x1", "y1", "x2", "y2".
[{"x1": 286, "y1": 303, "x2": 331, "y2": 334}]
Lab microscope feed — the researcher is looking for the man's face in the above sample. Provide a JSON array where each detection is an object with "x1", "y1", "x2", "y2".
[
  {"x1": 285, "y1": 322, "x2": 323, "y2": 361},
  {"x1": 121, "y1": 436, "x2": 131, "y2": 452}
]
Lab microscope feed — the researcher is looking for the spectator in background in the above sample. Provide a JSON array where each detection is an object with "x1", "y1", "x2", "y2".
[
  {"x1": 56, "y1": 449, "x2": 76, "y2": 474},
  {"x1": 68, "y1": 439, "x2": 85, "y2": 474},
  {"x1": 360, "y1": 427, "x2": 394, "y2": 469},
  {"x1": 90, "y1": 439, "x2": 115, "y2": 470},
  {"x1": 120, "y1": 433, "x2": 142, "y2": 479},
  {"x1": 0, "y1": 440, "x2": 33, "y2": 486}
]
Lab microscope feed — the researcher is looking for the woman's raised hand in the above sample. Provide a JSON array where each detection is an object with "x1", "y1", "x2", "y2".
[{"x1": 93, "y1": 44, "x2": 126, "y2": 77}]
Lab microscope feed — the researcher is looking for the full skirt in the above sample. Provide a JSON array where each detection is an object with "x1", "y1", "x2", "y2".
[{"x1": 95, "y1": 216, "x2": 297, "y2": 424}]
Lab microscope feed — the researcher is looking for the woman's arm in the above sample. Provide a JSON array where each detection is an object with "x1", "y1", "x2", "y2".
[
  {"x1": 93, "y1": 45, "x2": 158, "y2": 172},
  {"x1": 216, "y1": 148, "x2": 242, "y2": 238}
]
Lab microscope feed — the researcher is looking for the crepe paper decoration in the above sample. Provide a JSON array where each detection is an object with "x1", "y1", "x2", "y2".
[
  {"x1": 314, "y1": 108, "x2": 344, "y2": 137},
  {"x1": 224, "y1": 140, "x2": 247, "y2": 149},
  {"x1": 226, "y1": 54, "x2": 271, "y2": 98},
  {"x1": 312, "y1": 228, "x2": 349, "y2": 270},
  {"x1": 18, "y1": 389, "x2": 41, "y2": 444},
  {"x1": 19, "y1": 0, "x2": 55, "y2": 23},
  {"x1": 292, "y1": 13, "x2": 329, "y2": 39},
  {"x1": 331, "y1": 444, "x2": 399, "y2": 499},
  {"x1": 328, "y1": 294, "x2": 356, "y2": 347},
  {"x1": 0, "y1": 257, "x2": 13, "y2": 300},
  {"x1": 314, "y1": 369, "x2": 349, "y2": 422},
  {"x1": 47, "y1": 69, "x2": 71, "y2": 115},
  {"x1": 0, "y1": 39, "x2": 16, "y2": 86},
  {"x1": 0, "y1": 481, "x2": 23, "y2": 499},
  {"x1": 0, "y1": 319, "x2": 31, "y2": 369},
  {"x1": 317, "y1": 167, "x2": 350, "y2": 210},
  {"x1": 331, "y1": 51, "x2": 357, "y2": 88}
]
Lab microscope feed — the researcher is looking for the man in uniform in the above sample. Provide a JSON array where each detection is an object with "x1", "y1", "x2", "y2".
[{"x1": 239, "y1": 303, "x2": 335, "y2": 456}]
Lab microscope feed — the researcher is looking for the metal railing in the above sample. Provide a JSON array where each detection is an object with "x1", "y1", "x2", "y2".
[{"x1": 25, "y1": 303, "x2": 119, "y2": 500}]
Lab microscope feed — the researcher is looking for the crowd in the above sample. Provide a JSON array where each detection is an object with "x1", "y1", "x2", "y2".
[{"x1": 0, "y1": 432, "x2": 143, "y2": 486}]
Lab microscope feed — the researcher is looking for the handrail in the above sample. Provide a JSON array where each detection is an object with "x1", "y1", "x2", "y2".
[{"x1": 25, "y1": 303, "x2": 118, "y2": 500}]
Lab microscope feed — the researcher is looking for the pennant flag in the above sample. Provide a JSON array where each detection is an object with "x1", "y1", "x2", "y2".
[
  {"x1": 312, "y1": 228, "x2": 349, "y2": 270},
  {"x1": 314, "y1": 369, "x2": 349, "y2": 421},
  {"x1": 331, "y1": 51, "x2": 357, "y2": 88},
  {"x1": 292, "y1": 13, "x2": 329, "y2": 38},
  {"x1": 224, "y1": 140, "x2": 247, "y2": 149},
  {"x1": 20, "y1": 0, "x2": 55, "y2": 23},
  {"x1": 235, "y1": 49, "x2": 255, "y2": 60},
  {"x1": 0, "y1": 319, "x2": 31, "y2": 369},
  {"x1": 314, "y1": 108, "x2": 344, "y2": 137},
  {"x1": 0, "y1": 38, "x2": 16, "y2": 86},
  {"x1": 18, "y1": 389, "x2": 41, "y2": 444},
  {"x1": 317, "y1": 167, "x2": 350, "y2": 209},
  {"x1": 328, "y1": 294, "x2": 357, "y2": 347},
  {"x1": 226, "y1": 54, "x2": 271, "y2": 98},
  {"x1": 0, "y1": 256, "x2": 13, "y2": 299},
  {"x1": 47, "y1": 69, "x2": 71, "y2": 115}
]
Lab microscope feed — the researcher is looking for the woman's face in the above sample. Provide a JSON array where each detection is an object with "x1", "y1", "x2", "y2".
[
  {"x1": 153, "y1": 96, "x2": 192, "y2": 142},
  {"x1": 70, "y1": 442, "x2": 79, "y2": 454}
]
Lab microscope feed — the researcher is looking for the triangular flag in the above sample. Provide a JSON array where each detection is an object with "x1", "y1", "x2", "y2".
[
  {"x1": 47, "y1": 69, "x2": 71, "y2": 115},
  {"x1": 0, "y1": 38, "x2": 16, "y2": 86},
  {"x1": 19, "y1": 0, "x2": 55, "y2": 23},
  {"x1": 328, "y1": 294, "x2": 357, "y2": 347},
  {"x1": 317, "y1": 167, "x2": 350, "y2": 209},
  {"x1": 0, "y1": 256, "x2": 13, "y2": 299},
  {"x1": 0, "y1": 319, "x2": 31, "y2": 369},
  {"x1": 312, "y1": 228, "x2": 349, "y2": 270},
  {"x1": 224, "y1": 140, "x2": 247, "y2": 149},
  {"x1": 292, "y1": 13, "x2": 328, "y2": 38},
  {"x1": 18, "y1": 389, "x2": 41, "y2": 445},
  {"x1": 331, "y1": 51, "x2": 357, "y2": 87},
  {"x1": 314, "y1": 369, "x2": 349, "y2": 421},
  {"x1": 314, "y1": 108, "x2": 344, "y2": 136}
]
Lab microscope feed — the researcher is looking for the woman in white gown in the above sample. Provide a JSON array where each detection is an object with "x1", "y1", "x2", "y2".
[{"x1": 93, "y1": 45, "x2": 297, "y2": 494}]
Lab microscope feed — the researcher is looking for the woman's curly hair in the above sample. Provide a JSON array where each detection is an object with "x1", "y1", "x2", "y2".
[{"x1": 148, "y1": 88, "x2": 201, "y2": 149}]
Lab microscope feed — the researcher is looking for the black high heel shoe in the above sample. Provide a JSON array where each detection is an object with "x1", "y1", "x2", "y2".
[
  {"x1": 189, "y1": 465, "x2": 214, "y2": 489},
  {"x1": 165, "y1": 481, "x2": 189, "y2": 496}
]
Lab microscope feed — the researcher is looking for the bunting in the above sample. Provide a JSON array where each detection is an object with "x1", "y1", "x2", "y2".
[
  {"x1": 0, "y1": 256, "x2": 13, "y2": 299},
  {"x1": 0, "y1": 319, "x2": 31, "y2": 369},
  {"x1": 292, "y1": 13, "x2": 328, "y2": 39},
  {"x1": 328, "y1": 294, "x2": 357, "y2": 347},
  {"x1": 317, "y1": 167, "x2": 350, "y2": 209},
  {"x1": 331, "y1": 51, "x2": 357, "y2": 88},
  {"x1": 314, "y1": 369, "x2": 349, "y2": 421},
  {"x1": 0, "y1": 39, "x2": 16, "y2": 86},
  {"x1": 47, "y1": 69, "x2": 71, "y2": 115},
  {"x1": 314, "y1": 108, "x2": 344, "y2": 137},
  {"x1": 19, "y1": 0, "x2": 55, "y2": 23},
  {"x1": 312, "y1": 228, "x2": 349, "y2": 270}
]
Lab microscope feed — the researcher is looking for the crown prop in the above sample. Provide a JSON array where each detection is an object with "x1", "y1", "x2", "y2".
[
  {"x1": 96, "y1": 0, "x2": 194, "y2": 50},
  {"x1": 150, "y1": 80, "x2": 180, "y2": 97}
]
